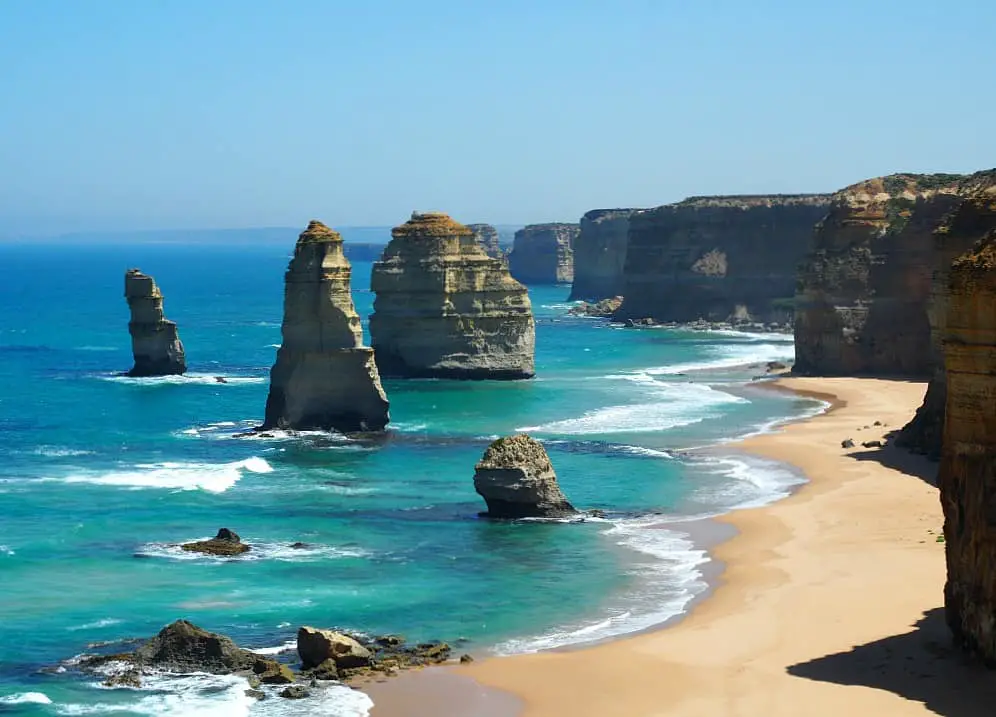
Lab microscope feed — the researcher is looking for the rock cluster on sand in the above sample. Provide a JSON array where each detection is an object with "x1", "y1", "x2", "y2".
[
  {"x1": 473, "y1": 434, "x2": 577, "y2": 518},
  {"x1": 508, "y1": 223, "x2": 579, "y2": 284},
  {"x1": 261, "y1": 221, "x2": 389, "y2": 433},
  {"x1": 569, "y1": 209, "x2": 639, "y2": 300},
  {"x1": 467, "y1": 223, "x2": 501, "y2": 258},
  {"x1": 181, "y1": 528, "x2": 250, "y2": 556},
  {"x1": 369, "y1": 211, "x2": 535, "y2": 379},
  {"x1": 124, "y1": 269, "x2": 186, "y2": 377}
]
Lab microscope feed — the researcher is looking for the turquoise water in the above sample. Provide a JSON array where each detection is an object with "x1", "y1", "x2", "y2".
[{"x1": 0, "y1": 241, "x2": 819, "y2": 715}]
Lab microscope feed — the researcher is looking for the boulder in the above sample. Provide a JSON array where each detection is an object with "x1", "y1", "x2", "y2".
[
  {"x1": 473, "y1": 435, "x2": 577, "y2": 518},
  {"x1": 181, "y1": 528, "x2": 250, "y2": 556},
  {"x1": 124, "y1": 269, "x2": 186, "y2": 377},
  {"x1": 297, "y1": 627, "x2": 372, "y2": 670},
  {"x1": 135, "y1": 620, "x2": 262, "y2": 673},
  {"x1": 567, "y1": 296, "x2": 624, "y2": 317},
  {"x1": 280, "y1": 685, "x2": 310, "y2": 700},
  {"x1": 841, "y1": 438, "x2": 855, "y2": 448}
]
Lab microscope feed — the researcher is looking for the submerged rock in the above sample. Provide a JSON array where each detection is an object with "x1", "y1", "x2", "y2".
[
  {"x1": 124, "y1": 269, "x2": 186, "y2": 377},
  {"x1": 509, "y1": 223, "x2": 579, "y2": 284},
  {"x1": 181, "y1": 528, "x2": 250, "y2": 556},
  {"x1": 261, "y1": 221, "x2": 390, "y2": 433},
  {"x1": 473, "y1": 434, "x2": 577, "y2": 518},
  {"x1": 297, "y1": 627, "x2": 372, "y2": 670}
]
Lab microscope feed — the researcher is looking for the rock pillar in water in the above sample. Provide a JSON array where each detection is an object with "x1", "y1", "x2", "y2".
[
  {"x1": 262, "y1": 221, "x2": 389, "y2": 433},
  {"x1": 369, "y1": 211, "x2": 535, "y2": 379},
  {"x1": 124, "y1": 269, "x2": 186, "y2": 377},
  {"x1": 509, "y1": 223, "x2": 579, "y2": 284},
  {"x1": 473, "y1": 434, "x2": 577, "y2": 518}
]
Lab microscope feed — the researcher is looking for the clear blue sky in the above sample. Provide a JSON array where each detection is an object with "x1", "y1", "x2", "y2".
[{"x1": 1, "y1": 0, "x2": 992, "y2": 235}]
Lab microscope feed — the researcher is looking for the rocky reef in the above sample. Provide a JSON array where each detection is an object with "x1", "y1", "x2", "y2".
[
  {"x1": 794, "y1": 174, "x2": 965, "y2": 376},
  {"x1": 181, "y1": 528, "x2": 250, "y2": 556},
  {"x1": 261, "y1": 221, "x2": 389, "y2": 433},
  {"x1": 508, "y1": 223, "x2": 579, "y2": 284},
  {"x1": 467, "y1": 223, "x2": 501, "y2": 258},
  {"x1": 473, "y1": 434, "x2": 577, "y2": 518},
  {"x1": 124, "y1": 269, "x2": 186, "y2": 377},
  {"x1": 369, "y1": 212, "x2": 535, "y2": 379},
  {"x1": 569, "y1": 209, "x2": 639, "y2": 300},
  {"x1": 615, "y1": 195, "x2": 831, "y2": 324}
]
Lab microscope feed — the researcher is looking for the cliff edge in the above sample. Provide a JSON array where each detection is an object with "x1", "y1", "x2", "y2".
[
  {"x1": 569, "y1": 209, "x2": 639, "y2": 301},
  {"x1": 509, "y1": 223, "x2": 579, "y2": 284}
]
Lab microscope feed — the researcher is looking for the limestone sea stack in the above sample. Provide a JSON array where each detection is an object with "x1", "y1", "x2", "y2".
[
  {"x1": 467, "y1": 223, "x2": 501, "y2": 258},
  {"x1": 615, "y1": 195, "x2": 831, "y2": 325},
  {"x1": 124, "y1": 269, "x2": 186, "y2": 377},
  {"x1": 261, "y1": 221, "x2": 389, "y2": 433},
  {"x1": 473, "y1": 434, "x2": 576, "y2": 519},
  {"x1": 794, "y1": 173, "x2": 965, "y2": 376},
  {"x1": 508, "y1": 223, "x2": 579, "y2": 284},
  {"x1": 939, "y1": 228, "x2": 996, "y2": 661},
  {"x1": 369, "y1": 212, "x2": 535, "y2": 380},
  {"x1": 569, "y1": 209, "x2": 639, "y2": 301}
]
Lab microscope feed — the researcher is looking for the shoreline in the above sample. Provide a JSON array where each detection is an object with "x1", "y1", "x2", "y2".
[{"x1": 369, "y1": 377, "x2": 969, "y2": 716}]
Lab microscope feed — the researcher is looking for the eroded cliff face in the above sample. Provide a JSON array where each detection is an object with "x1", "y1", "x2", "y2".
[
  {"x1": 467, "y1": 223, "x2": 501, "y2": 258},
  {"x1": 369, "y1": 212, "x2": 535, "y2": 379},
  {"x1": 508, "y1": 223, "x2": 579, "y2": 284},
  {"x1": 124, "y1": 269, "x2": 186, "y2": 377},
  {"x1": 262, "y1": 221, "x2": 389, "y2": 433},
  {"x1": 615, "y1": 195, "x2": 831, "y2": 323},
  {"x1": 569, "y1": 209, "x2": 639, "y2": 301},
  {"x1": 794, "y1": 174, "x2": 965, "y2": 376},
  {"x1": 940, "y1": 225, "x2": 996, "y2": 661}
]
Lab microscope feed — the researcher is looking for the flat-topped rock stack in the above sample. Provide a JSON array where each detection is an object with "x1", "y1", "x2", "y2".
[
  {"x1": 569, "y1": 209, "x2": 640, "y2": 300},
  {"x1": 124, "y1": 269, "x2": 186, "y2": 377},
  {"x1": 467, "y1": 223, "x2": 501, "y2": 258},
  {"x1": 261, "y1": 220, "x2": 389, "y2": 433},
  {"x1": 509, "y1": 223, "x2": 579, "y2": 284},
  {"x1": 369, "y1": 211, "x2": 535, "y2": 380}
]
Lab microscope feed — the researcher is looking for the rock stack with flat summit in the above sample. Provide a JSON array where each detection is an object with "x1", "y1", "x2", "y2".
[
  {"x1": 124, "y1": 269, "x2": 186, "y2": 377},
  {"x1": 473, "y1": 434, "x2": 576, "y2": 518},
  {"x1": 369, "y1": 212, "x2": 535, "y2": 379},
  {"x1": 509, "y1": 223, "x2": 579, "y2": 284},
  {"x1": 261, "y1": 221, "x2": 389, "y2": 433}
]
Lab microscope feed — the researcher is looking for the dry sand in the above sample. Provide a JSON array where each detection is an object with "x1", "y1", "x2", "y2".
[{"x1": 371, "y1": 377, "x2": 996, "y2": 716}]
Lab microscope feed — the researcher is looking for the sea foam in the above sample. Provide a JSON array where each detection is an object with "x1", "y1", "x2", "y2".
[{"x1": 59, "y1": 457, "x2": 273, "y2": 493}]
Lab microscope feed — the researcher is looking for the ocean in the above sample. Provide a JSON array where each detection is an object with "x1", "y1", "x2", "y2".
[{"x1": 0, "y1": 241, "x2": 821, "y2": 715}]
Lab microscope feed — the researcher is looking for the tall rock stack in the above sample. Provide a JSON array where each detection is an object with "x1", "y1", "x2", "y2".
[
  {"x1": 369, "y1": 211, "x2": 535, "y2": 379},
  {"x1": 124, "y1": 269, "x2": 186, "y2": 377},
  {"x1": 261, "y1": 221, "x2": 389, "y2": 433},
  {"x1": 569, "y1": 209, "x2": 639, "y2": 301},
  {"x1": 509, "y1": 223, "x2": 579, "y2": 284},
  {"x1": 794, "y1": 174, "x2": 964, "y2": 376},
  {"x1": 615, "y1": 195, "x2": 831, "y2": 324},
  {"x1": 467, "y1": 223, "x2": 501, "y2": 258}
]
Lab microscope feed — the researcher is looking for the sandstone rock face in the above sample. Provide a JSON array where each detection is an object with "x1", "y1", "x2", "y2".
[
  {"x1": 124, "y1": 269, "x2": 186, "y2": 377},
  {"x1": 939, "y1": 226, "x2": 996, "y2": 661},
  {"x1": 569, "y1": 209, "x2": 639, "y2": 300},
  {"x1": 794, "y1": 174, "x2": 965, "y2": 376},
  {"x1": 297, "y1": 627, "x2": 372, "y2": 670},
  {"x1": 615, "y1": 195, "x2": 831, "y2": 324},
  {"x1": 261, "y1": 221, "x2": 390, "y2": 433},
  {"x1": 897, "y1": 171, "x2": 996, "y2": 457},
  {"x1": 509, "y1": 223, "x2": 579, "y2": 284},
  {"x1": 369, "y1": 212, "x2": 535, "y2": 380},
  {"x1": 473, "y1": 434, "x2": 576, "y2": 518},
  {"x1": 467, "y1": 223, "x2": 501, "y2": 258}
]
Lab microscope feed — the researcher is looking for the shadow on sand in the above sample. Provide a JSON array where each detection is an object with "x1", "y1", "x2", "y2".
[{"x1": 846, "y1": 429, "x2": 939, "y2": 488}]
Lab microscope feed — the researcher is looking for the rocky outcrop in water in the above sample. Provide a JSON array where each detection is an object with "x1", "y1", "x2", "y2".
[
  {"x1": 124, "y1": 269, "x2": 186, "y2": 377},
  {"x1": 467, "y1": 223, "x2": 501, "y2": 258},
  {"x1": 569, "y1": 209, "x2": 639, "y2": 300},
  {"x1": 473, "y1": 434, "x2": 576, "y2": 518},
  {"x1": 615, "y1": 195, "x2": 831, "y2": 324},
  {"x1": 261, "y1": 221, "x2": 389, "y2": 433},
  {"x1": 181, "y1": 528, "x2": 250, "y2": 556},
  {"x1": 369, "y1": 212, "x2": 535, "y2": 379},
  {"x1": 568, "y1": 296, "x2": 624, "y2": 317},
  {"x1": 794, "y1": 174, "x2": 965, "y2": 376},
  {"x1": 297, "y1": 627, "x2": 371, "y2": 673},
  {"x1": 508, "y1": 223, "x2": 579, "y2": 284}
]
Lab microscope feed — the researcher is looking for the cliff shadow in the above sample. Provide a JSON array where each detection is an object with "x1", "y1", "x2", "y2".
[
  {"x1": 847, "y1": 430, "x2": 939, "y2": 487},
  {"x1": 788, "y1": 608, "x2": 996, "y2": 716}
]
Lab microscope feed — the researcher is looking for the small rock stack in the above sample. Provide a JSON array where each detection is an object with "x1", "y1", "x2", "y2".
[
  {"x1": 124, "y1": 269, "x2": 186, "y2": 377},
  {"x1": 473, "y1": 434, "x2": 577, "y2": 518}
]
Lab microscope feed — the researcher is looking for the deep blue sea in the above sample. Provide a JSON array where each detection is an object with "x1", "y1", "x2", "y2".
[{"x1": 0, "y1": 241, "x2": 820, "y2": 715}]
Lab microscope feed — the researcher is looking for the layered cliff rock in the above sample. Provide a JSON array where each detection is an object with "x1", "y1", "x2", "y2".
[
  {"x1": 615, "y1": 195, "x2": 831, "y2": 324},
  {"x1": 569, "y1": 209, "x2": 639, "y2": 300},
  {"x1": 794, "y1": 174, "x2": 965, "y2": 376},
  {"x1": 124, "y1": 269, "x2": 186, "y2": 377},
  {"x1": 261, "y1": 221, "x2": 389, "y2": 433},
  {"x1": 473, "y1": 434, "x2": 576, "y2": 518},
  {"x1": 369, "y1": 212, "x2": 535, "y2": 379},
  {"x1": 467, "y1": 223, "x2": 501, "y2": 258},
  {"x1": 508, "y1": 223, "x2": 579, "y2": 284},
  {"x1": 898, "y1": 171, "x2": 996, "y2": 457}
]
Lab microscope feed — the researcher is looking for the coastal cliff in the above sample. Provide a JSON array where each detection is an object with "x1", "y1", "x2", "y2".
[
  {"x1": 794, "y1": 173, "x2": 965, "y2": 376},
  {"x1": 615, "y1": 195, "x2": 831, "y2": 324},
  {"x1": 369, "y1": 212, "x2": 535, "y2": 379},
  {"x1": 124, "y1": 269, "x2": 186, "y2": 377},
  {"x1": 467, "y1": 223, "x2": 501, "y2": 258},
  {"x1": 939, "y1": 226, "x2": 996, "y2": 661},
  {"x1": 569, "y1": 209, "x2": 639, "y2": 301},
  {"x1": 261, "y1": 221, "x2": 389, "y2": 433},
  {"x1": 508, "y1": 223, "x2": 579, "y2": 284}
]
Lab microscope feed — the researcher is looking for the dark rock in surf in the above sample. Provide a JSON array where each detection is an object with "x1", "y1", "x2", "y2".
[
  {"x1": 181, "y1": 528, "x2": 250, "y2": 556},
  {"x1": 473, "y1": 434, "x2": 577, "y2": 518}
]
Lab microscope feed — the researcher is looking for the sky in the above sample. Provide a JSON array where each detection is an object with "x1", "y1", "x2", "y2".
[{"x1": 1, "y1": 0, "x2": 993, "y2": 236}]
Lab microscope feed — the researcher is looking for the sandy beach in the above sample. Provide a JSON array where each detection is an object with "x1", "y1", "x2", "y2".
[{"x1": 371, "y1": 377, "x2": 996, "y2": 716}]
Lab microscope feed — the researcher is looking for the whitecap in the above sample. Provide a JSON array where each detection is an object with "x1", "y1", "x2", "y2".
[
  {"x1": 67, "y1": 618, "x2": 123, "y2": 632},
  {"x1": 645, "y1": 341, "x2": 795, "y2": 375},
  {"x1": 98, "y1": 373, "x2": 266, "y2": 386},
  {"x1": 31, "y1": 446, "x2": 96, "y2": 457},
  {"x1": 0, "y1": 692, "x2": 52, "y2": 705},
  {"x1": 266, "y1": 343, "x2": 282, "y2": 348},
  {"x1": 136, "y1": 540, "x2": 370, "y2": 563},
  {"x1": 0, "y1": 545, "x2": 13, "y2": 556},
  {"x1": 58, "y1": 457, "x2": 273, "y2": 493},
  {"x1": 249, "y1": 639, "x2": 297, "y2": 656}
]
